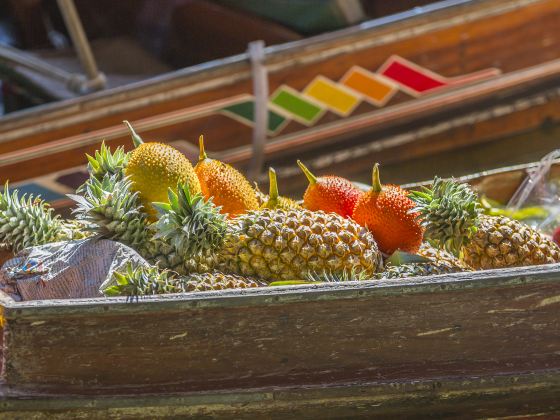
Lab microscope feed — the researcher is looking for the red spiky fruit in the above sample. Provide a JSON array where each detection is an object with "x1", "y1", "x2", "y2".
[
  {"x1": 298, "y1": 160, "x2": 361, "y2": 218},
  {"x1": 352, "y1": 163, "x2": 423, "y2": 254},
  {"x1": 552, "y1": 226, "x2": 560, "y2": 246}
]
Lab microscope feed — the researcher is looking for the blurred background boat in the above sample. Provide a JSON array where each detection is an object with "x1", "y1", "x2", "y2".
[{"x1": 0, "y1": 0, "x2": 559, "y2": 213}]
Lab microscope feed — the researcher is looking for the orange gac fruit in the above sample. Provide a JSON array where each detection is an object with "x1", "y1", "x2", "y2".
[
  {"x1": 194, "y1": 135, "x2": 259, "y2": 217},
  {"x1": 352, "y1": 163, "x2": 423, "y2": 255},
  {"x1": 298, "y1": 160, "x2": 360, "y2": 218}
]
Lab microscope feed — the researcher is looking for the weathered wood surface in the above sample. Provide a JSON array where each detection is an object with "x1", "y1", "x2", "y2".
[
  {"x1": 1, "y1": 0, "x2": 560, "y2": 196},
  {"x1": 1, "y1": 265, "x2": 560, "y2": 394},
  {"x1": 0, "y1": 371, "x2": 559, "y2": 419}
]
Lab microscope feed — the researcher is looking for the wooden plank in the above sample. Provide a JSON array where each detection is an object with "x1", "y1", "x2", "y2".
[
  {"x1": 2, "y1": 264, "x2": 559, "y2": 393},
  {"x1": 0, "y1": 371, "x2": 558, "y2": 418}
]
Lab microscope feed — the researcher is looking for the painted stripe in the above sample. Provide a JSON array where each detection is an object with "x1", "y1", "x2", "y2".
[
  {"x1": 221, "y1": 100, "x2": 289, "y2": 134},
  {"x1": 379, "y1": 56, "x2": 447, "y2": 95},
  {"x1": 341, "y1": 67, "x2": 397, "y2": 106},
  {"x1": 303, "y1": 76, "x2": 361, "y2": 116},
  {"x1": 270, "y1": 86, "x2": 325, "y2": 125}
]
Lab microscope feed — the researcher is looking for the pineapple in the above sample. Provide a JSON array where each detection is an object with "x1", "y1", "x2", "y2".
[
  {"x1": 410, "y1": 177, "x2": 560, "y2": 269},
  {"x1": 104, "y1": 263, "x2": 262, "y2": 297},
  {"x1": 417, "y1": 243, "x2": 471, "y2": 271},
  {"x1": 154, "y1": 183, "x2": 383, "y2": 282},
  {"x1": 0, "y1": 183, "x2": 67, "y2": 252},
  {"x1": 377, "y1": 263, "x2": 464, "y2": 279},
  {"x1": 376, "y1": 243, "x2": 469, "y2": 280},
  {"x1": 70, "y1": 174, "x2": 190, "y2": 274}
]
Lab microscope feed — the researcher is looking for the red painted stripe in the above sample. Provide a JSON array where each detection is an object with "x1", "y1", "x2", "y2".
[{"x1": 381, "y1": 60, "x2": 447, "y2": 93}]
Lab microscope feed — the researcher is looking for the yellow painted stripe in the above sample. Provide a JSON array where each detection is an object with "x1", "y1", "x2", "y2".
[{"x1": 303, "y1": 76, "x2": 360, "y2": 116}]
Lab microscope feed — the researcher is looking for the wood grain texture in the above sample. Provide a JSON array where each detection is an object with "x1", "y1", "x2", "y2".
[
  {"x1": 1, "y1": 265, "x2": 560, "y2": 395},
  {"x1": 0, "y1": 371, "x2": 559, "y2": 418}
]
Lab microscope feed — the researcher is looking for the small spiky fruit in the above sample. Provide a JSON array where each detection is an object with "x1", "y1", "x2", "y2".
[
  {"x1": 104, "y1": 263, "x2": 262, "y2": 297},
  {"x1": 298, "y1": 160, "x2": 360, "y2": 218},
  {"x1": 155, "y1": 184, "x2": 383, "y2": 282},
  {"x1": 410, "y1": 177, "x2": 560, "y2": 269},
  {"x1": 352, "y1": 164, "x2": 423, "y2": 255},
  {"x1": 377, "y1": 263, "x2": 464, "y2": 279},
  {"x1": 0, "y1": 183, "x2": 65, "y2": 253},
  {"x1": 195, "y1": 136, "x2": 258, "y2": 217},
  {"x1": 123, "y1": 121, "x2": 201, "y2": 219},
  {"x1": 262, "y1": 168, "x2": 302, "y2": 210}
]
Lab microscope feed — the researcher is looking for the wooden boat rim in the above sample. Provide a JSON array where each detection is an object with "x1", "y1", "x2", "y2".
[
  {"x1": 402, "y1": 158, "x2": 560, "y2": 188},
  {"x1": 1, "y1": 57, "x2": 558, "y2": 167},
  {"x1": 0, "y1": 0, "x2": 525, "y2": 130},
  {"x1": 1, "y1": 263, "x2": 558, "y2": 316}
]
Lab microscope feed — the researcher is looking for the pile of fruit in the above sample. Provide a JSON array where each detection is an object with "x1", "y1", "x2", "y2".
[{"x1": 1, "y1": 122, "x2": 559, "y2": 298}]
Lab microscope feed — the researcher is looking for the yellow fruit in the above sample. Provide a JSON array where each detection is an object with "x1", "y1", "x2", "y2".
[
  {"x1": 123, "y1": 122, "x2": 200, "y2": 219},
  {"x1": 194, "y1": 135, "x2": 258, "y2": 217}
]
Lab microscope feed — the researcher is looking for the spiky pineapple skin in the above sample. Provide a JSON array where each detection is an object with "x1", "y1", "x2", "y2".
[
  {"x1": 377, "y1": 262, "x2": 464, "y2": 279},
  {"x1": 183, "y1": 272, "x2": 263, "y2": 291},
  {"x1": 417, "y1": 243, "x2": 471, "y2": 271},
  {"x1": 105, "y1": 264, "x2": 262, "y2": 296},
  {"x1": 217, "y1": 209, "x2": 383, "y2": 282},
  {"x1": 0, "y1": 186, "x2": 65, "y2": 253},
  {"x1": 463, "y1": 215, "x2": 560, "y2": 269}
]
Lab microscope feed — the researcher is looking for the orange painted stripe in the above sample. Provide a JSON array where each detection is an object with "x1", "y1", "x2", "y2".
[{"x1": 342, "y1": 69, "x2": 395, "y2": 105}]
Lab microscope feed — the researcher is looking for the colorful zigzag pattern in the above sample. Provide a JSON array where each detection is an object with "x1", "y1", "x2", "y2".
[{"x1": 220, "y1": 55, "x2": 500, "y2": 135}]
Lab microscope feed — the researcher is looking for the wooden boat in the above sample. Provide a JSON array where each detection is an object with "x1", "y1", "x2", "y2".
[
  {"x1": 1, "y1": 160, "x2": 560, "y2": 418},
  {"x1": 1, "y1": 0, "x2": 560, "y2": 213}
]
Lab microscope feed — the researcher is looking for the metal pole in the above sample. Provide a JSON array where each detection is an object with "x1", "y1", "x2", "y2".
[
  {"x1": 57, "y1": 0, "x2": 106, "y2": 92},
  {"x1": 247, "y1": 40, "x2": 268, "y2": 182}
]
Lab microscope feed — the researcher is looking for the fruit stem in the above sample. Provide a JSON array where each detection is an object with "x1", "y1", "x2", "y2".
[
  {"x1": 266, "y1": 167, "x2": 279, "y2": 208},
  {"x1": 297, "y1": 160, "x2": 317, "y2": 185},
  {"x1": 123, "y1": 121, "x2": 144, "y2": 147},
  {"x1": 198, "y1": 135, "x2": 208, "y2": 161},
  {"x1": 371, "y1": 163, "x2": 382, "y2": 193}
]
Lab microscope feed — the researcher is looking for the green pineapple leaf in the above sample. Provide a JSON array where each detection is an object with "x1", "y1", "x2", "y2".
[
  {"x1": 409, "y1": 177, "x2": 482, "y2": 256},
  {"x1": 154, "y1": 182, "x2": 227, "y2": 259}
]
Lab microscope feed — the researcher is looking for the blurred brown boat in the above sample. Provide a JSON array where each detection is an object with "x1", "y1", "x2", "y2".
[{"x1": 0, "y1": 0, "x2": 559, "y2": 210}]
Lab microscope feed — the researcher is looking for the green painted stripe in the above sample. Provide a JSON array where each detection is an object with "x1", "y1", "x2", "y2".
[
  {"x1": 222, "y1": 101, "x2": 287, "y2": 133},
  {"x1": 270, "y1": 88, "x2": 323, "y2": 123}
]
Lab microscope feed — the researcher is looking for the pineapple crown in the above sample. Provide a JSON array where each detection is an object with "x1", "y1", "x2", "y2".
[
  {"x1": 69, "y1": 174, "x2": 150, "y2": 248},
  {"x1": 153, "y1": 183, "x2": 227, "y2": 259},
  {"x1": 104, "y1": 263, "x2": 178, "y2": 298},
  {"x1": 0, "y1": 182, "x2": 63, "y2": 252},
  {"x1": 85, "y1": 142, "x2": 129, "y2": 183},
  {"x1": 409, "y1": 177, "x2": 482, "y2": 255}
]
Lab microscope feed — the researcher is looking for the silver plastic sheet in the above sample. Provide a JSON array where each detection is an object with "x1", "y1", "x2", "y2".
[{"x1": 0, "y1": 239, "x2": 147, "y2": 301}]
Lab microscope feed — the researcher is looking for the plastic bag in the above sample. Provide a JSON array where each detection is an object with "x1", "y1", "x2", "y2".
[
  {"x1": 505, "y1": 150, "x2": 560, "y2": 234},
  {"x1": 0, "y1": 238, "x2": 147, "y2": 301}
]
